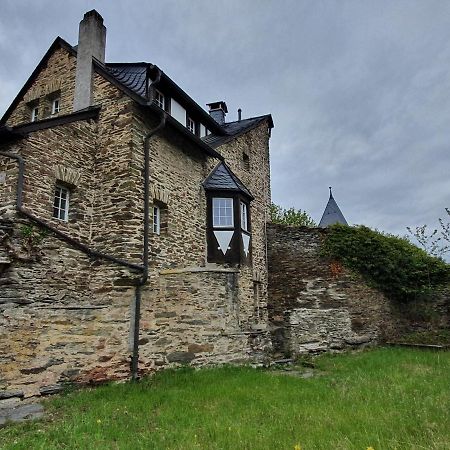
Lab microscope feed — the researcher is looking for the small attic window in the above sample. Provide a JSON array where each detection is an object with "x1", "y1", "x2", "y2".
[
  {"x1": 51, "y1": 98, "x2": 60, "y2": 115},
  {"x1": 31, "y1": 106, "x2": 39, "y2": 122}
]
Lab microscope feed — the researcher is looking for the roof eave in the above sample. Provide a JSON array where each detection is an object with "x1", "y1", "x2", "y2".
[{"x1": 142, "y1": 104, "x2": 224, "y2": 161}]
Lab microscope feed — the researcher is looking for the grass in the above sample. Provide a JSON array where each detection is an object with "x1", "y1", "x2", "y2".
[{"x1": 1, "y1": 348, "x2": 449, "y2": 449}]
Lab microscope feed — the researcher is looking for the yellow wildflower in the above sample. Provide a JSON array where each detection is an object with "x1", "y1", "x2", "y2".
[
  {"x1": 294, "y1": 445, "x2": 302, "y2": 450},
  {"x1": 97, "y1": 419, "x2": 102, "y2": 424},
  {"x1": 367, "y1": 447, "x2": 375, "y2": 450}
]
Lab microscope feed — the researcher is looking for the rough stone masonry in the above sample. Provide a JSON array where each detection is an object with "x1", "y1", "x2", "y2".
[{"x1": 0, "y1": 10, "x2": 272, "y2": 397}]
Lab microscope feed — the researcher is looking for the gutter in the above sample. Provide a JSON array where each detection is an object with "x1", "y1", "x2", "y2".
[{"x1": 130, "y1": 65, "x2": 167, "y2": 381}]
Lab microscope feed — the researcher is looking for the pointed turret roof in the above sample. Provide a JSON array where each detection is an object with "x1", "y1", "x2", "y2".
[{"x1": 319, "y1": 187, "x2": 348, "y2": 227}]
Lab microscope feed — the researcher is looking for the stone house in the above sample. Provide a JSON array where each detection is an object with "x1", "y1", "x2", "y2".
[{"x1": 0, "y1": 10, "x2": 273, "y2": 395}]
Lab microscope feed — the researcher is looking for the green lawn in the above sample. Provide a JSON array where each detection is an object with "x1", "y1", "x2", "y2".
[{"x1": 1, "y1": 348, "x2": 449, "y2": 450}]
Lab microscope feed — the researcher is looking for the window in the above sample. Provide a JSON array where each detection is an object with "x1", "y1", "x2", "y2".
[
  {"x1": 213, "y1": 197, "x2": 234, "y2": 228},
  {"x1": 240, "y1": 202, "x2": 249, "y2": 231},
  {"x1": 154, "y1": 90, "x2": 165, "y2": 110},
  {"x1": 51, "y1": 98, "x2": 60, "y2": 115},
  {"x1": 31, "y1": 106, "x2": 39, "y2": 122},
  {"x1": 153, "y1": 205, "x2": 161, "y2": 234},
  {"x1": 187, "y1": 116, "x2": 195, "y2": 134},
  {"x1": 53, "y1": 185, "x2": 70, "y2": 221}
]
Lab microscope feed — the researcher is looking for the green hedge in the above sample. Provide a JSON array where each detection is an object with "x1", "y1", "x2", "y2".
[{"x1": 321, "y1": 224, "x2": 450, "y2": 302}]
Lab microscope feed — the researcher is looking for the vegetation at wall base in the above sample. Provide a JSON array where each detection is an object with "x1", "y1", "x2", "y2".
[
  {"x1": 321, "y1": 224, "x2": 450, "y2": 302},
  {"x1": 1, "y1": 348, "x2": 449, "y2": 450}
]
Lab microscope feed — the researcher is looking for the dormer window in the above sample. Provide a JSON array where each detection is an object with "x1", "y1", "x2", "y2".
[
  {"x1": 203, "y1": 163, "x2": 253, "y2": 264},
  {"x1": 51, "y1": 98, "x2": 60, "y2": 115},
  {"x1": 31, "y1": 106, "x2": 39, "y2": 122},
  {"x1": 155, "y1": 90, "x2": 165, "y2": 110},
  {"x1": 187, "y1": 116, "x2": 195, "y2": 134}
]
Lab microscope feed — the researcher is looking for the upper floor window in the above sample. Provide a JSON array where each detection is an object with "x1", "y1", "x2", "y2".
[
  {"x1": 240, "y1": 202, "x2": 249, "y2": 231},
  {"x1": 31, "y1": 106, "x2": 39, "y2": 122},
  {"x1": 187, "y1": 116, "x2": 195, "y2": 134},
  {"x1": 51, "y1": 98, "x2": 60, "y2": 115},
  {"x1": 53, "y1": 184, "x2": 70, "y2": 222},
  {"x1": 213, "y1": 197, "x2": 234, "y2": 228},
  {"x1": 154, "y1": 90, "x2": 165, "y2": 110}
]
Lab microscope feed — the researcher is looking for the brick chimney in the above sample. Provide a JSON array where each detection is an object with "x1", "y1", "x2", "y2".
[
  {"x1": 73, "y1": 10, "x2": 106, "y2": 111},
  {"x1": 207, "y1": 101, "x2": 228, "y2": 125}
]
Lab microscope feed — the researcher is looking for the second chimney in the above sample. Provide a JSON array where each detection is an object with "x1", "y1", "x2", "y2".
[
  {"x1": 206, "y1": 101, "x2": 228, "y2": 125},
  {"x1": 73, "y1": 10, "x2": 106, "y2": 112}
]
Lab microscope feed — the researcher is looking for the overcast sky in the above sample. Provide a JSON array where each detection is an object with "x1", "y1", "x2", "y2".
[{"x1": 1, "y1": 0, "x2": 449, "y2": 245}]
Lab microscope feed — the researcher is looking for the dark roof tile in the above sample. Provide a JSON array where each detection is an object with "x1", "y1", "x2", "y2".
[{"x1": 203, "y1": 163, "x2": 253, "y2": 199}]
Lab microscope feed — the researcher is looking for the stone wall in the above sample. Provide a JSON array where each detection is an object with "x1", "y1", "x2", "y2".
[{"x1": 267, "y1": 224, "x2": 449, "y2": 356}]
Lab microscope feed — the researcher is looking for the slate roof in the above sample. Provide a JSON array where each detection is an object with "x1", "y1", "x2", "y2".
[
  {"x1": 203, "y1": 163, "x2": 253, "y2": 199},
  {"x1": 203, "y1": 115, "x2": 272, "y2": 149},
  {"x1": 319, "y1": 188, "x2": 348, "y2": 228},
  {"x1": 106, "y1": 63, "x2": 148, "y2": 98}
]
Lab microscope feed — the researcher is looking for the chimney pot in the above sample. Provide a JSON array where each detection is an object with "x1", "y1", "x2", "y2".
[
  {"x1": 206, "y1": 101, "x2": 228, "y2": 125},
  {"x1": 73, "y1": 10, "x2": 106, "y2": 111},
  {"x1": 238, "y1": 108, "x2": 242, "y2": 122}
]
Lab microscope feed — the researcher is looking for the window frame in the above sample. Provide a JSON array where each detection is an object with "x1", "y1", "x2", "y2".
[
  {"x1": 186, "y1": 116, "x2": 196, "y2": 134},
  {"x1": 31, "y1": 106, "x2": 39, "y2": 122},
  {"x1": 51, "y1": 98, "x2": 60, "y2": 115},
  {"x1": 153, "y1": 205, "x2": 161, "y2": 235},
  {"x1": 53, "y1": 184, "x2": 70, "y2": 222},
  {"x1": 212, "y1": 197, "x2": 234, "y2": 228},
  {"x1": 240, "y1": 201, "x2": 249, "y2": 232},
  {"x1": 154, "y1": 90, "x2": 165, "y2": 110}
]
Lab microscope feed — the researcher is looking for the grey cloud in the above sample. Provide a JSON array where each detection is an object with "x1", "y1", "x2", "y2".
[{"x1": 1, "y1": 0, "x2": 449, "y2": 249}]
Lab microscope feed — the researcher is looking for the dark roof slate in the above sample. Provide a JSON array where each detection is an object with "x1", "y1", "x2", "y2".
[
  {"x1": 203, "y1": 163, "x2": 253, "y2": 199},
  {"x1": 106, "y1": 64, "x2": 148, "y2": 98},
  {"x1": 203, "y1": 115, "x2": 272, "y2": 148},
  {"x1": 319, "y1": 189, "x2": 348, "y2": 227}
]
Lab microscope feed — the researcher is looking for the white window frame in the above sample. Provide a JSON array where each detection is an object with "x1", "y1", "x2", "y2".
[
  {"x1": 187, "y1": 116, "x2": 195, "y2": 134},
  {"x1": 153, "y1": 205, "x2": 161, "y2": 235},
  {"x1": 53, "y1": 185, "x2": 70, "y2": 222},
  {"x1": 240, "y1": 201, "x2": 249, "y2": 231},
  {"x1": 51, "y1": 98, "x2": 60, "y2": 115},
  {"x1": 154, "y1": 90, "x2": 165, "y2": 110},
  {"x1": 31, "y1": 106, "x2": 39, "y2": 122},
  {"x1": 213, "y1": 197, "x2": 234, "y2": 228}
]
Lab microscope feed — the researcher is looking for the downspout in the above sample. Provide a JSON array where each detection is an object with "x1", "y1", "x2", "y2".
[{"x1": 130, "y1": 65, "x2": 166, "y2": 381}]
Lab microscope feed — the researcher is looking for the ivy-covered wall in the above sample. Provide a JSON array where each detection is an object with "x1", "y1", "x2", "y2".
[{"x1": 267, "y1": 224, "x2": 449, "y2": 357}]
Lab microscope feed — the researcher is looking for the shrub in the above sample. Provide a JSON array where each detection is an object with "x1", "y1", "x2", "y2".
[{"x1": 321, "y1": 224, "x2": 450, "y2": 302}]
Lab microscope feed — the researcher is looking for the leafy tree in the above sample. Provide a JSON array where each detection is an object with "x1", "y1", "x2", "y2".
[{"x1": 269, "y1": 203, "x2": 316, "y2": 227}]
